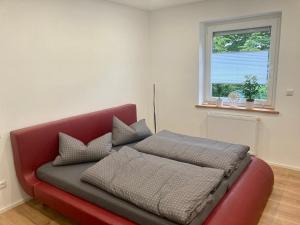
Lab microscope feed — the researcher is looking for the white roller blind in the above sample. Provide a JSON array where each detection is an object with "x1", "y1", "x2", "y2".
[{"x1": 213, "y1": 26, "x2": 271, "y2": 37}]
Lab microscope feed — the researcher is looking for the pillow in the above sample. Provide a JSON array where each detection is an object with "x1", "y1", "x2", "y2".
[
  {"x1": 53, "y1": 132, "x2": 112, "y2": 166},
  {"x1": 112, "y1": 116, "x2": 152, "y2": 146}
]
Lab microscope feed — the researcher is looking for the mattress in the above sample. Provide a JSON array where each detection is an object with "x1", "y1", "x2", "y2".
[{"x1": 37, "y1": 154, "x2": 251, "y2": 225}]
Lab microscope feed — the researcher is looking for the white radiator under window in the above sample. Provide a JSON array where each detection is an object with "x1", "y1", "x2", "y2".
[{"x1": 206, "y1": 112, "x2": 260, "y2": 155}]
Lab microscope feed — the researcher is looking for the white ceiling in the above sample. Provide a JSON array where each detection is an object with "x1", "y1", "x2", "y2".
[{"x1": 108, "y1": 0, "x2": 207, "y2": 10}]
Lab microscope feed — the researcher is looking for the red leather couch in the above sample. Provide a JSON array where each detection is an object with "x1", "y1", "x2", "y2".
[{"x1": 10, "y1": 104, "x2": 274, "y2": 225}]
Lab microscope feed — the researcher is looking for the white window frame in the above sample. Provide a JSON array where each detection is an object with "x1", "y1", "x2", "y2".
[{"x1": 201, "y1": 13, "x2": 281, "y2": 108}]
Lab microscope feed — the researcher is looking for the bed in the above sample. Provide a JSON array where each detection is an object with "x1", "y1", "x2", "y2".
[{"x1": 10, "y1": 104, "x2": 274, "y2": 225}]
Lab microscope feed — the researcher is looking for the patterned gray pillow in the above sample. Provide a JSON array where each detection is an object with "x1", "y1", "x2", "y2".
[
  {"x1": 53, "y1": 132, "x2": 112, "y2": 166},
  {"x1": 112, "y1": 116, "x2": 152, "y2": 146}
]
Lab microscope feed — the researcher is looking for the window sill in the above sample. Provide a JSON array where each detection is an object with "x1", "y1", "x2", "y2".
[{"x1": 195, "y1": 104, "x2": 279, "y2": 114}]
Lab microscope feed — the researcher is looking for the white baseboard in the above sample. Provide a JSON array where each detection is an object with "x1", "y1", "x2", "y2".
[
  {"x1": 0, "y1": 197, "x2": 31, "y2": 214},
  {"x1": 267, "y1": 160, "x2": 300, "y2": 172}
]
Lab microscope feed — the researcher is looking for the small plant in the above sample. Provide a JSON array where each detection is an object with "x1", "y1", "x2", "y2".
[
  {"x1": 215, "y1": 83, "x2": 223, "y2": 97},
  {"x1": 214, "y1": 83, "x2": 224, "y2": 106},
  {"x1": 242, "y1": 75, "x2": 261, "y2": 102},
  {"x1": 213, "y1": 83, "x2": 232, "y2": 97}
]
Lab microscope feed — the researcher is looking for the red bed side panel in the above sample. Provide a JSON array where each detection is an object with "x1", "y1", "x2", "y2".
[
  {"x1": 34, "y1": 182, "x2": 136, "y2": 225},
  {"x1": 203, "y1": 157, "x2": 274, "y2": 225}
]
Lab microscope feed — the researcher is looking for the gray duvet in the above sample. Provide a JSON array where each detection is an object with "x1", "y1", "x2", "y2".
[
  {"x1": 135, "y1": 130, "x2": 250, "y2": 176},
  {"x1": 81, "y1": 146, "x2": 224, "y2": 225}
]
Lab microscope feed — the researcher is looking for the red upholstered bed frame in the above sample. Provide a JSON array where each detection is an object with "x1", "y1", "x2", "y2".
[{"x1": 10, "y1": 104, "x2": 274, "y2": 225}]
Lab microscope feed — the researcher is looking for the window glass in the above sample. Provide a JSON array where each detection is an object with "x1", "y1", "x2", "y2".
[{"x1": 211, "y1": 27, "x2": 271, "y2": 100}]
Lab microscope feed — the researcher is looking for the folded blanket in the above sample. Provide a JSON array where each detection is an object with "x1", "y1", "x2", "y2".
[
  {"x1": 135, "y1": 130, "x2": 249, "y2": 176},
  {"x1": 81, "y1": 147, "x2": 224, "y2": 225}
]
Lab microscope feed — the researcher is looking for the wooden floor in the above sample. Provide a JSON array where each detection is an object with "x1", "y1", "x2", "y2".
[
  {"x1": 258, "y1": 166, "x2": 300, "y2": 225},
  {"x1": 0, "y1": 165, "x2": 299, "y2": 225}
]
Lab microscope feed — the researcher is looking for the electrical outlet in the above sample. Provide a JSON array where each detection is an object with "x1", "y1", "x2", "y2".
[{"x1": 0, "y1": 180, "x2": 7, "y2": 190}]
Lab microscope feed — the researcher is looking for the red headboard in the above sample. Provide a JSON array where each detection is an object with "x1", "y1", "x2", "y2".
[{"x1": 10, "y1": 104, "x2": 137, "y2": 196}]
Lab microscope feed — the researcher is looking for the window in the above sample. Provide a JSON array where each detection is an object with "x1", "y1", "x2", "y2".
[{"x1": 201, "y1": 13, "x2": 281, "y2": 107}]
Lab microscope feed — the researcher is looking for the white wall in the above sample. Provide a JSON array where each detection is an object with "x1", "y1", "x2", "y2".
[
  {"x1": 150, "y1": 0, "x2": 300, "y2": 169},
  {"x1": 0, "y1": 0, "x2": 152, "y2": 211}
]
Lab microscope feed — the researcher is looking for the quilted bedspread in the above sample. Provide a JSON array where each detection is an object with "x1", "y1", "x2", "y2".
[
  {"x1": 81, "y1": 147, "x2": 224, "y2": 225},
  {"x1": 135, "y1": 130, "x2": 249, "y2": 176}
]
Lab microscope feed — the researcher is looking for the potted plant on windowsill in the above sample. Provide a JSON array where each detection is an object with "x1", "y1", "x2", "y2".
[
  {"x1": 242, "y1": 75, "x2": 260, "y2": 109},
  {"x1": 215, "y1": 83, "x2": 224, "y2": 107}
]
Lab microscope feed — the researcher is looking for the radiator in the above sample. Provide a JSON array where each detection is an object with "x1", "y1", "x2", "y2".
[{"x1": 206, "y1": 112, "x2": 260, "y2": 155}]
